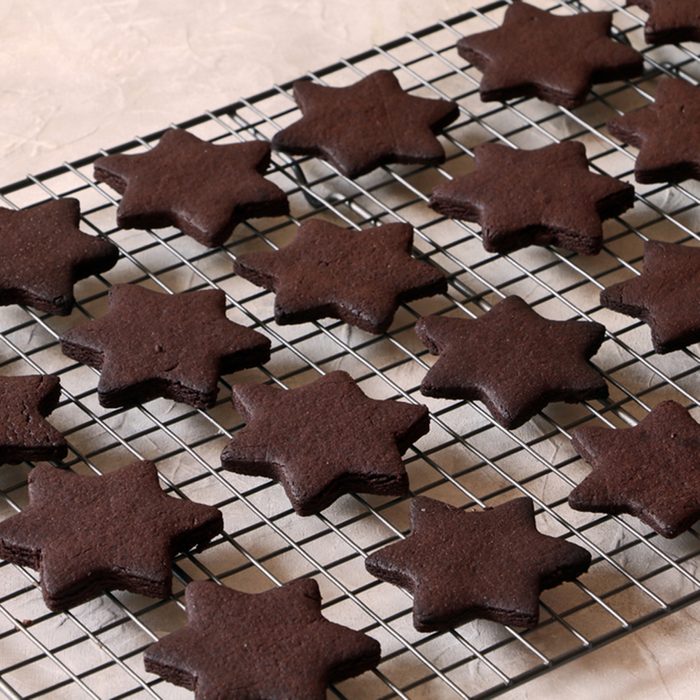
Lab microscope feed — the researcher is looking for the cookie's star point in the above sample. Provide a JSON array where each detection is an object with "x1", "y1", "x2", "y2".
[
  {"x1": 60, "y1": 284, "x2": 271, "y2": 408},
  {"x1": 221, "y1": 370, "x2": 429, "y2": 515},
  {"x1": 272, "y1": 70, "x2": 459, "y2": 178},
  {"x1": 416, "y1": 296, "x2": 608, "y2": 429},
  {"x1": 628, "y1": 0, "x2": 700, "y2": 45},
  {"x1": 569, "y1": 401, "x2": 700, "y2": 537},
  {"x1": 144, "y1": 578, "x2": 380, "y2": 700},
  {"x1": 458, "y1": 2, "x2": 643, "y2": 108},
  {"x1": 430, "y1": 141, "x2": 634, "y2": 255},
  {"x1": 94, "y1": 128, "x2": 289, "y2": 248},
  {"x1": 365, "y1": 496, "x2": 591, "y2": 631}
]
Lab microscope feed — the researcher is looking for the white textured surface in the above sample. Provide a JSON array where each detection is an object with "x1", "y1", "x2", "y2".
[{"x1": 1, "y1": 1, "x2": 698, "y2": 698}]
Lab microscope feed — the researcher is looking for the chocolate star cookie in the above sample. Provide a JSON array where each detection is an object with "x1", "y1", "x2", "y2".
[
  {"x1": 430, "y1": 141, "x2": 635, "y2": 255},
  {"x1": 144, "y1": 578, "x2": 381, "y2": 699},
  {"x1": 94, "y1": 128, "x2": 289, "y2": 247},
  {"x1": 0, "y1": 375, "x2": 67, "y2": 465},
  {"x1": 458, "y1": 2, "x2": 643, "y2": 108},
  {"x1": 629, "y1": 0, "x2": 700, "y2": 45},
  {"x1": 608, "y1": 78, "x2": 700, "y2": 184},
  {"x1": 0, "y1": 199, "x2": 118, "y2": 315},
  {"x1": 600, "y1": 240, "x2": 700, "y2": 353},
  {"x1": 271, "y1": 69, "x2": 459, "y2": 178},
  {"x1": 221, "y1": 371, "x2": 430, "y2": 515},
  {"x1": 235, "y1": 220, "x2": 447, "y2": 334},
  {"x1": 569, "y1": 401, "x2": 700, "y2": 538},
  {"x1": 416, "y1": 296, "x2": 608, "y2": 429},
  {"x1": 60, "y1": 284, "x2": 270, "y2": 408},
  {"x1": 365, "y1": 497, "x2": 591, "y2": 631},
  {"x1": 0, "y1": 460, "x2": 222, "y2": 610}
]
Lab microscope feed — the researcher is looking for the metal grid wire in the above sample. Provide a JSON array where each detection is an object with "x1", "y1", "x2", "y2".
[{"x1": 1, "y1": 0, "x2": 699, "y2": 697}]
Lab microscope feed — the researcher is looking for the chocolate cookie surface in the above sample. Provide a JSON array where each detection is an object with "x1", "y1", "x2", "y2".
[
  {"x1": 607, "y1": 77, "x2": 700, "y2": 184},
  {"x1": 94, "y1": 128, "x2": 289, "y2": 247},
  {"x1": 430, "y1": 141, "x2": 634, "y2": 255},
  {"x1": 416, "y1": 296, "x2": 608, "y2": 429},
  {"x1": 60, "y1": 284, "x2": 271, "y2": 408},
  {"x1": 365, "y1": 496, "x2": 591, "y2": 631},
  {"x1": 600, "y1": 240, "x2": 700, "y2": 353},
  {"x1": 569, "y1": 401, "x2": 700, "y2": 538},
  {"x1": 221, "y1": 371, "x2": 430, "y2": 515},
  {"x1": 629, "y1": 0, "x2": 700, "y2": 45},
  {"x1": 144, "y1": 578, "x2": 380, "y2": 700},
  {"x1": 458, "y1": 2, "x2": 643, "y2": 108},
  {"x1": 235, "y1": 220, "x2": 446, "y2": 333},
  {"x1": 0, "y1": 199, "x2": 118, "y2": 315},
  {"x1": 272, "y1": 69, "x2": 459, "y2": 178},
  {"x1": 0, "y1": 460, "x2": 223, "y2": 610},
  {"x1": 0, "y1": 375, "x2": 67, "y2": 465}
]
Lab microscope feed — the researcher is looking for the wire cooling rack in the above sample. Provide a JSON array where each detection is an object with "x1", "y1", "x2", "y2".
[{"x1": 1, "y1": 0, "x2": 699, "y2": 697}]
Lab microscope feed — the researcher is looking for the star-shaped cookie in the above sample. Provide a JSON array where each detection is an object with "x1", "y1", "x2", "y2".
[
  {"x1": 0, "y1": 375, "x2": 67, "y2": 465},
  {"x1": 0, "y1": 460, "x2": 223, "y2": 610},
  {"x1": 221, "y1": 371, "x2": 430, "y2": 515},
  {"x1": 94, "y1": 128, "x2": 289, "y2": 247},
  {"x1": 430, "y1": 141, "x2": 635, "y2": 255},
  {"x1": 458, "y1": 2, "x2": 643, "y2": 108},
  {"x1": 60, "y1": 284, "x2": 271, "y2": 408},
  {"x1": 628, "y1": 0, "x2": 700, "y2": 45},
  {"x1": 365, "y1": 497, "x2": 591, "y2": 631},
  {"x1": 144, "y1": 578, "x2": 381, "y2": 699},
  {"x1": 416, "y1": 296, "x2": 608, "y2": 429},
  {"x1": 600, "y1": 240, "x2": 700, "y2": 353},
  {"x1": 234, "y1": 220, "x2": 447, "y2": 334},
  {"x1": 608, "y1": 78, "x2": 700, "y2": 184},
  {"x1": 569, "y1": 401, "x2": 700, "y2": 538},
  {"x1": 0, "y1": 198, "x2": 118, "y2": 315},
  {"x1": 271, "y1": 69, "x2": 459, "y2": 178}
]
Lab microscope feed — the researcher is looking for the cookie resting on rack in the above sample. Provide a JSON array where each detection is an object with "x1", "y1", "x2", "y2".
[
  {"x1": 457, "y1": 1, "x2": 643, "y2": 108},
  {"x1": 628, "y1": 0, "x2": 700, "y2": 45},
  {"x1": 0, "y1": 198, "x2": 118, "y2": 315},
  {"x1": 234, "y1": 220, "x2": 447, "y2": 334},
  {"x1": 271, "y1": 69, "x2": 460, "y2": 178},
  {"x1": 0, "y1": 460, "x2": 223, "y2": 611},
  {"x1": 607, "y1": 78, "x2": 700, "y2": 184},
  {"x1": 365, "y1": 496, "x2": 591, "y2": 631},
  {"x1": 144, "y1": 579, "x2": 381, "y2": 700},
  {"x1": 0, "y1": 375, "x2": 67, "y2": 465},
  {"x1": 569, "y1": 401, "x2": 700, "y2": 538},
  {"x1": 415, "y1": 296, "x2": 608, "y2": 429},
  {"x1": 221, "y1": 371, "x2": 430, "y2": 515},
  {"x1": 429, "y1": 141, "x2": 635, "y2": 255},
  {"x1": 94, "y1": 128, "x2": 289, "y2": 248},
  {"x1": 60, "y1": 284, "x2": 271, "y2": 409},
  {"x1": 600, "y1": 240, "x2": 700, "y2": 353}
]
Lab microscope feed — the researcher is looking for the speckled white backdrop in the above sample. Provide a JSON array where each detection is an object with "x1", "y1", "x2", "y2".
[{"x1": 1, "y1": 1, "x2": 698, "y2": 698}]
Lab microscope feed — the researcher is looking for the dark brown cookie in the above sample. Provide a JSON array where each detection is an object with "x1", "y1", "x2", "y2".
[
  {"x1": 235, "y1": 220, "x2": 447, "y2": 334},
  {"x1": 600, "y1": 240, "x2": 700, "y2": 353},
  {"x1": 221, "y1": 371, "x2": 430, "y2": 515},
  {"x1": 60, "y1": 284, "x2": 270, "y2": 409},
  {"x1": 607, "y1": 77, "x2": 700, "y2": 184},
  {"x1": 271, "y1": 69, "x2": 459, "y2": 178},
  {"x1": 0, "y1": 375, "x2": 67, "y2": 465},
  {"x1": 0, "y1": 460, "x2": 223, "y2": 610},
  {"x1": 416, "y1": 296, "x2": 608, "y2": 429},
  {"x1": 365, "y1": 496, "x2": 591, "y2": 631},
  {"x1": 629, "y1": 0, "x2": 700, "y2": 45},
  {"x1": 430, "y1": 141, "x2": 634, "y2": 255},
  {"x1": 569, "y1": 401, "x2": 700, "y2": 538},
  {"x1": 144, "y1": 578, "x2": 381, "y2": 700},
  {"x1": 0, "y1": 198, "x2": 118, "y2": 315},
  {"x1": 458, "y1": 2, "x2": 643, "y2": 108},
  {"x1": 94, "y1": 128, "x2": 289, "y2": 248}
]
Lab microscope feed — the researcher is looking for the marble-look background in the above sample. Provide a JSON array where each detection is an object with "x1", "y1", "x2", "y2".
[{"x1": 1, "y1": 1, "x2": 698, "y2": 698}]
